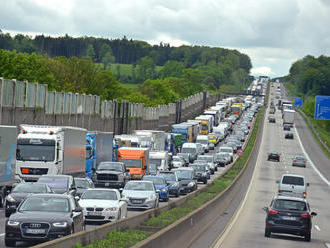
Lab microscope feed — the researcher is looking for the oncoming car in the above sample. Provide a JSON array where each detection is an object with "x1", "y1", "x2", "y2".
[{"x1": 79, "y1": 188, "x2": 127, "y2": 223}]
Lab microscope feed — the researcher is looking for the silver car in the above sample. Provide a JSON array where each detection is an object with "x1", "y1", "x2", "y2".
[{"x1": 121, "y1": 181, "x2": 159, "y2": 209}]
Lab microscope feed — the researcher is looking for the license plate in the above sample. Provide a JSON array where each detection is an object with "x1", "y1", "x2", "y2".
[
  {"x1": 282, "y1": 216, "x2": 296, "y2": 221},
  {"x1": 105, "y1": 183, "x2": 110, "y2": 187},
  {"x1": 25, "y1": 228, "x2": 45, "y2": 234},
  {"x1": 132, "y1": 200, "x2": 143, "y2": 204},
  {"x1": 87, "y1": 211, "x2": 102, "y2": 216}
]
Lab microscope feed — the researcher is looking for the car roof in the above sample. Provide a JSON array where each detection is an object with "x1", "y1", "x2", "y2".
[
  {"x1": 85, "y1": 188, "x2": 119, "y2": 192},
  {"x1": 40, "y1": 175, "x2": 71, "y2": 179},
  {"x1": 281, "y1": 173, "x2": 305, "y2": 179},
  {"x1": 274, "y1": 194, "x2": 307, "y2": 202},
  {"x1": 143, "y1": 175, "x2": 165, "y2": 179}
]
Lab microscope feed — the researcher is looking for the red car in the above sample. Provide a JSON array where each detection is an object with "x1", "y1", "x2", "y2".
[{"x1": 268, "y1": 152, "x2": 280, "y2": 162}]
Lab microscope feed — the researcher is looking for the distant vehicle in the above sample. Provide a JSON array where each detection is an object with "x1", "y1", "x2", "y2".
[
  {"x1": 79, "y1": 188, "x2": 127, "y2": 223},
  {"x1": 277, "y1": 174, "x2": 309, "y2": 198},
  {"x1": 285, "y1": 132, "x2": 294, "y2": 139},
  {"x1": 218, "y1": 147, "x2": 234, "y2": 162},
  {"x1": 214, "y1": 153, "x2": 231, "y2": 167},
  {"x1": 197, "y1": 155, "x2": 217, "y2": 172},
  {"x1": 283, "y1": 124, "x2": 291, "y2": 131},
  {"x1": 177, "y1": 153, "x2": 190, "y2": 165},
  {"x1": 171, "y1": 156, "x2": 186, "y2": 168},
  {"x1": 268, "y1": 152, "x2": 280, "y2": 162},
  {"x1": 74, "y1": 178, "x2": 94, "y2": 197},
  {"x1": 292, "y1": 156, "x2": 307, "y2": 167},
  {"x1": 142, "y1": 176, "x2": 169, "y2": 202},
  {"x1": 5, "y1": 194, "x2": 84, "y2": 247},
  {"x1": 37, "y1": 175, "x2": 77, "y2": 196},
  {"x1": 121, "y1": 181, "x2": 159, "y2": 209},
  {"x1": 189, "y1": 164, "x2": 208, "y2": 184},
  {"x1": 269, "y1": 108, "x2": 276, "y2": 114},
  {"x1": 196, "y1": 135, "x2": 210, "y2": 153},
  {"x1": 263, "y1": 195, "x2": 316, "y2": 241},
  {"x1": 181, "y1": 143, "x2": 199, "y2": 162},
  {"x1": 5, "y1": 183, "x2": 53, "y2": 217},
  {"x1": 158, "y1": 171, "x2": 182, "y2": 197},
  {"x1": 268, "y1": 116, "x2": 276, "y2": 123},
  {"x1": 172, "y1": 168, "x2": 197, "y2": 194},
  {"x1": 92, "y1": 161, "x2": 130, "y2": 188}
]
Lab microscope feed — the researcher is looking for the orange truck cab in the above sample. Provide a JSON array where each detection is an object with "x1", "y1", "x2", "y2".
[{"x1": 117, "y1": 147, "x2": 149, "y2": 179}]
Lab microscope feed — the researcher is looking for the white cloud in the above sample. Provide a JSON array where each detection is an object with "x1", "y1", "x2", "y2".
[
  {"x1": 251, "y1": 67, "x2": 275, "y2": 76},
  {"x1": 1, "y1": 0, "x2": 330, "y2": 76}
]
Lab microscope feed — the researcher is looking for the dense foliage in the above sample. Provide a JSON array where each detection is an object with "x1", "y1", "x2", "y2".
[{"x1": 0, "y1": 31, "x2": 252, "y2": 106}]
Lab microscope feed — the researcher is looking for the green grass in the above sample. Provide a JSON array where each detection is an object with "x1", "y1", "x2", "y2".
[
  {"x1": 79, "y1": 106, "x2": 264, "y2": 248},
  {"x1": 109, "y1": 63, "x2": 163, "y2": 77}
]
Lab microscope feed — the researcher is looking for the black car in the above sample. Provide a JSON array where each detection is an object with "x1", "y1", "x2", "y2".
[
  {"x1": 5, "y1": 194, "x2": 84, "y2": 247},
  {"x1": 285, "y1": 132, "x2": 294, "y2": 139},
  {"x1": 268, "y1": 116, "x2": 276, "y2": 123},
  {"x1": 74, "y1": 178, "x2": 94, "y2": 197},
  {"x1": 158, "y1": 171, "x2": 182, "y2": 197},
  {"x1": 263, "y1": 195, "x2": 317, "y2": 241},
  {"x1": 268, "y1": 152, "x2": 280, "y2": 162},
  {"x1": 5, "y1": 183, "x2": 53, "y2": 217},
  {"x1": 172, "y1": 168, "x2": 197, "y2": 194},
  {"x1": 190, "y1": 164, "x2": 208, "y2": 184},
  {"x1": 283, "y1": 124, "x2": 291, "y2": 131},
  {"x1": 37, "y1": 175, "x2": 77, "y2": 196}
]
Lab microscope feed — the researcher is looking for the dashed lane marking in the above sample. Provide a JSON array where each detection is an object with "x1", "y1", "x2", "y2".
[
  {"x1": 0, "y1": 233, "x2": 5, "y2": 237},
  {"x1": 314, "y1": 225, "x2": 320, "y2": 231}
]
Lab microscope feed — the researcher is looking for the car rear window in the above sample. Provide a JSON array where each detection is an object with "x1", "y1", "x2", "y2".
[
  {"x1": 273, "y1": 199, "x2": 307, "y2": 211},
  {"x1": 282, "y1": 176, "x2": 304, "y2": 186}
]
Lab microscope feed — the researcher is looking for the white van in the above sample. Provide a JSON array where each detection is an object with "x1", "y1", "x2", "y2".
[
  {"x1": 277, "y1": 174, "x2": 309, "y2": 198},
  {"x1": 181, "y1": 143, "x2": 199, "y2": 162},
  {"x1": 196, "y1": 135, "x2": 210, "y2": 153},
  {"x1": 218, "y1": 146, "x2": 234, "y2": 162}
]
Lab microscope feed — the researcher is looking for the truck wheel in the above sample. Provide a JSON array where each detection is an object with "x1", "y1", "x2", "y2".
[
  {"x1": 5, "y1": 238, "x2": 15, "y2": 247},
  {"x1": 203, "y1": 179, "x2": 207, "y2": 184}
]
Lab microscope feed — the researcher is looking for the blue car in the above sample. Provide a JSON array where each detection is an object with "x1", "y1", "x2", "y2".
[{"x1": 142, "y1": 175, "x2": 169, "y2": 202}]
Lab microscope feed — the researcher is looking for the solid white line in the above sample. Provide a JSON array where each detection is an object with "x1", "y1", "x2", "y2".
[
  {"x1": 294, "y1": 125, "x2": 330, "y2": 186},
  {"x1": 0, "y1": 233, "x2": 5, "y2": 237},
  {"x1": 314, "y1": 225, "x2": 320, "y2": 231}
]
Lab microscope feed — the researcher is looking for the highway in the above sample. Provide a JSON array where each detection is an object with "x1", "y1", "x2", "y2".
[{"x1": 202, "y1": 83, "x2": 330, "y2": 248}]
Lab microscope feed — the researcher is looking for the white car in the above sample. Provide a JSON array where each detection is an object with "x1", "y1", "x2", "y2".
[
  {"x1": 121, "y1": 181, "x2": 159, "y2": 209},
  {"x1": 218, "y1": 146, "x2": 234, "y2": 162},
  {"x1": 171, "y1": 156, "x2": 185, "y2": 168},
  {"x1": 79, "y1": 188, "x2": 127, "y2": 223}
]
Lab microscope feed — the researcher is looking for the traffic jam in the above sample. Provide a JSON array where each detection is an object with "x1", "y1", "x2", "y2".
[{"x1": 1, "y1": 81, "x2": 265, "y2": 247}]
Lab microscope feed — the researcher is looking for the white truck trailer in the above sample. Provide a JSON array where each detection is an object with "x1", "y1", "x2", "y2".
[
  {"x1": 283, "y1": 109, "x2": 295, "y2": 126},
  {"x1": 149, "y1": 151, "x2": 170, "y2": 175},
  {"x1": 0, "y1": 126, "x2": 17, "y2": 207},
  {"x1": 16, "y1": 125, "x2": 86, "y2": 181}
]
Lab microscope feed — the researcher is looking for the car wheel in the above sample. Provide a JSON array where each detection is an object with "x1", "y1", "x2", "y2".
[
  {"x1": 215, "y1": 167, "x2": 218, "y2": 172},
  {"x1": 176, "y1": 191, "x2": 180, "y2": 197},
  {"x1": 5, "y1": 238, "x2": 15, "y2": 247},
  {"x1": 264, "y1": 228, "x2": 271, "y2": 237},
  {"x1": 5, "y1": 210, "x2": 11, "y2": 218},
  {"x1": 164, "y1": 197, "x2": 169, "y2": 202},
  {"x1": 304, "y1": 231, "x2": 311, "y2": 242}
]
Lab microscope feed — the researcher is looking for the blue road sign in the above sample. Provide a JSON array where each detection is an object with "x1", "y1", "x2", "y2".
[
  {"x1": 294, "y1": 97, "x2": 303, "y2": 108},
  {"x1": 315, "y1": 95, "x2": 330, "y2": 120}
]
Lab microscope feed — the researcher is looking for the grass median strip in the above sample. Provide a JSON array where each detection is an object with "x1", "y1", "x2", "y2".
[{"x1": 77, "y1": 107, "x2": 264, "y2": 248}]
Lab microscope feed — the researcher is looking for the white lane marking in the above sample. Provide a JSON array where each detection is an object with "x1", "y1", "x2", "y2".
[
  {"x1": 0, "y1": 233, "x2": 4, "y2": 237},
  {"x1": 325, "y1": 243, "x2": 330, "y2": 248},
  {"x1": 294, "y1": 125, "x2": 330, "y2": 186},
  {"x1": 314, "y1": 225, "x2": 320, "y2": 231}
]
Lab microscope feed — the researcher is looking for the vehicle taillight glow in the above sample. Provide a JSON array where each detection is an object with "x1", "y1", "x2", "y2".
[
  {"x1": 22, "y1": 129, "x2": 27, "y2": 134},
  {"x1": 268, "y1": 208, "x2": 278, "y2": 215},
  {"x1": 278, "y1": 190, "x2": 282, "y2": 193},
  {"x1": 301, "y1": 212, "x2": 310, "y2": 218},
  {"x1": 303, "y1": 161, "x2": 306, "y2": 163},
  {"x1": 303, "y1": 192, "x2": 307, "y2": 197},
  {"x1": 293, "y1": 160, "x2": 297, "y2": 162}
]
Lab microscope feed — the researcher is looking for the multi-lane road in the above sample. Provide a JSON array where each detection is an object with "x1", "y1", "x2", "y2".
[{"x1": 198, "y1": 83, "x2": 330, "y2": 248}]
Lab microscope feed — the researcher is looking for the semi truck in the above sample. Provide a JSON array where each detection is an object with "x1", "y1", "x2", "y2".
[
  {"x1": 195, "y1": 115, "x2": 214, "y2": 135},
  {"x1": 172, "y1": 123, "x2": 194, "y2": 143},
  {"x1": 117, "y1": 147, "x2": 149, "y2": 180},
  {"x1": 16, "y1": 125, "x2": 86, "y2": 181},
  {"x1": 0, "y1": 126, "x2": 17, "y2": 207},
  {"x1": 86, "y1": 132, "x2": 114, "y2": 178},
  {"x1": 283, "y1": 109, "x2": 295, "y2": 126},
  {"x1": 133, "y1": 130, "x2": 167, "y2": 151}
]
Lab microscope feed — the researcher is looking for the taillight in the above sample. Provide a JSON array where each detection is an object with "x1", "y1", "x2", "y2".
[
  {"x1": 293, "y1": 160, "x2": 297, "y2": 162},
  {"x1": 268, "y1": 208, "x2": 278, "y2": 215},
  {"x1": 278, "y1": 190, "x2": 282, "y2": 193},
  {"x1": 303, "y1": 161, "x2": 306, "y2": 163},
  {"x1": 303, "y1": 192, "x2": 307, "y2": 197},
  {"x1": 301, "y1": 212, "x2": 311, "y2": 218}
]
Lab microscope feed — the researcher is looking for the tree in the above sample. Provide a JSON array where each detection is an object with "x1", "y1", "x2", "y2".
[
  {"x1": 159, "y1": 60, "x2": 184, "y2": 78},
  {"x1": 86, "y1": 44, "x2": 96, "y2": 61}
]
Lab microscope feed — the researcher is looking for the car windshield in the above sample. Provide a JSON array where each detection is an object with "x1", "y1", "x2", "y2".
[
  {"x1": 81, "y1": 190, "x2": 117, "y2": 200},
  {"x1": 282, "y1": 176, "x2": 304, "y2": 186},
  {"x1": 124, "y1": 182, "x2": 154, "y2": 191},
  {"x1": 215, "y1": 154, "x2": 226, "y2": 160},
  {"x1": 219, "y1": 148, "x2": 232, "y2": 153},
  {"x1": 98, "y1": 162, "x2": 123, "y2": 171},
  {"x1": 273, "y1": 199, "x2": 307, "y2": 211},
  {"x1": 38, "y1": 177, "x2": 68, "y2": 190},
  {"x1": 12, "y1": 184, "x2": 47, "y2": 193},
  {"x1": 191, "y1": 165, "x2": 206, "y2": 172},
  {"x1": 294, "y1": 157, "x2": 305, "y2": 161},
  {"x1": 175, "y1": 170, "x2": 193, "y2": 180},
  {"x1": 181, "y1": 148, "x2": 196, "y2": 154},
  {"x1": 119, "y1": 159, "x2": 141, "y2": 169},
  {"x1": 19, "y1": 197, "x2": 69, "y2": 212},
  {"x1": 173, "y1": 157, "x2": 181, "y2": 162},
  {"x1": 143, "y1": 177, "x2": 166, "y2": 185},
  {"x1": 75, "y1": 179, "x2": 91, "y2": 189},
  {"x1": 159, "y1": 173, "x2": 176, "y2": 181}
]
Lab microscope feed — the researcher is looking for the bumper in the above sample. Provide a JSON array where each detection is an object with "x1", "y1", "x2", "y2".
[
  {"x1": 127, "y1": 200, "x2": 156, "y2": 209},
  {"x1": 158, "y1": 191, "x2": 169, "y2": 200},
  {"x1": 168, "y1": 188, "x2": 180, "y2": 195},
  {"x1": 180, "y1": 186, "x2": 195, "y2": 194},
  {"x1": 266, "y1": 223, "x2": 310, "y2": 236},
  {"x1": 94, "y1": 181, "x2": 125, "y2": 188},
  {"x1": 84, "y1": 210, "x2": 118, "y2": 222}
]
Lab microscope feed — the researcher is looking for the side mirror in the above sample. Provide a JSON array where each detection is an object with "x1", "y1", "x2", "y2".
[
  {"x1": 92, "y1": 168, "x2": 96, "y2": 172},
  {"x1": 119, "y1": 188, "x2": 123, "y2": 193},
  {"x1": 75, "y1": 207, "x2": 83, "y2": 212},
  {"x1": 306, "y1": 183, "x2": 310, "y2": 187},
  {"x1": 311, "y1": 212, "x2": 317, "y2": 217},
  {"x1": 262, "y1": 207, "x2": 268, "y2": 212}
]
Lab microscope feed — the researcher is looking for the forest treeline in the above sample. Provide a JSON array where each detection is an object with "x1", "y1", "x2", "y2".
[{"x1": 0, "y1": 31, "x2": 252, "y2": 106}]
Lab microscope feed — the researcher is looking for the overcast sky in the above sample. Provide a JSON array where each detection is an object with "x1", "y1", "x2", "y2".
[{"x1": 1, "y1": 0, "x2": 330, "y2": 77}]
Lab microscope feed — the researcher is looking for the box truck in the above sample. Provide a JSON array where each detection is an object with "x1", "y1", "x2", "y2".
[
  {"x1": 16, "y1": 125, "x2": 86, "y2": 181},
  {"x1": 283, "y1": 109, "x2": 295, "y2": 126}
]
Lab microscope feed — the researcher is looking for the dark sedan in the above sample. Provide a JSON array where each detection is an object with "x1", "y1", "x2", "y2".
[
  {"x1": 285, "y1": 132, "x2": 294, "y2": 139},
  {"x1": 268, "y1": 116, "x2": 276, "y2": 123},
  {"x1": 283, "y1": 124, "x2": 291, "y2": 131},
  {"x1": 5, "y1": 194, "x2": 84, "y2": 247},
  {"x1": 5, "y1": 183, "x2": 53, "y2": 217},
  {"x1": 263, "y1": 195, "x2": 317, "y2": 241},
  {"x1": 268, "y1": 152, "x2": 280, "y2": 162},
  {"x1": 158, "y1": 171, "x2": 182, "y2": 197}
]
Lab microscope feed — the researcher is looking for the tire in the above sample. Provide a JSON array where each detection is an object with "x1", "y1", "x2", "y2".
[
  {"x1": 175, "y1": 191, "x2": 180, "y2": 197},
  {"x1": 0, "y1": 193, "x2": 4, "y2": 208},
  {"x1": 203, "y1": 179, "x2": 207, "y2": 184},
  {"x1": 164, "y1": 197, "x2": 169, "y2": 202},
  {"x1": 264, "y1": 228, "x2": 271, "y2": 237},
  {"x1": 304, "y1": 231, "x2": 311, "y2": 242},
  {"x1": 5, "y1": 210, "x2": 11, "y2": 218},
  {"x1": 5, "y1": 238, "x2": 15, "y2": 247}
]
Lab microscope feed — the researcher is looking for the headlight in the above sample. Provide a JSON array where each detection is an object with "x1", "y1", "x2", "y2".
[
  {"x1": 7, "y1": 220, "x2": 20, "y2": 226},
  {"x1": 188, "y1": 182, "x2": 195, "y2": 187},
  {"x1": 6, "y1": 195, "x2": 16, "y2": 203},
  {"x1": 53, "y1": 222, "x2": 67, "y2": 227},
  {"x1": 105, "y1": 207, "x2": 118, "y2": 211},
  {"x1": 160, "y1": 188, "x2": 167, "y2": 192}
]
